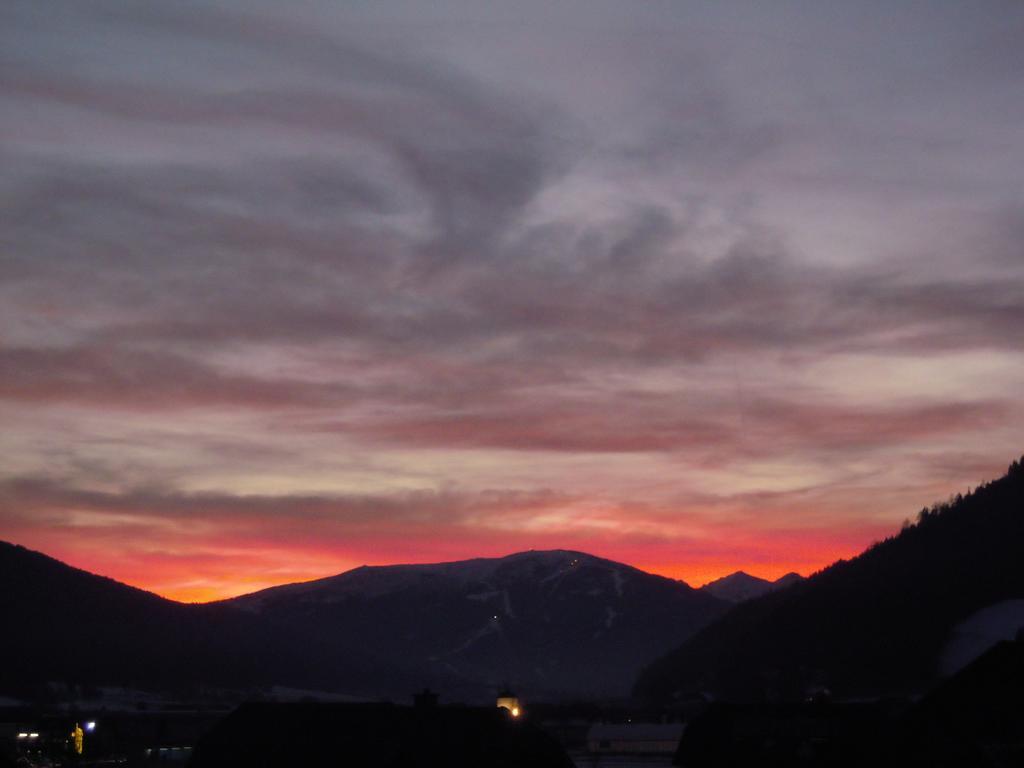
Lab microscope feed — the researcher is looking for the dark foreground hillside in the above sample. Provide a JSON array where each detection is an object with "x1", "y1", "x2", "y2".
[
  {"x1": 0, "y1": 542, "x2": 418, "y2": 699},
  {"x1": 670, "y1": 636, "x2": 1024, "y2": 767},
  {"x1": 635, "y1": 457, "x2": 1024, "y2": 702}
]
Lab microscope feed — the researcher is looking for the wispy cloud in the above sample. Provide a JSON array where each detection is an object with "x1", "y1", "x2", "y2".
[{"x1": 1, "y1": 0, "x2": 1022, "y2": 598}]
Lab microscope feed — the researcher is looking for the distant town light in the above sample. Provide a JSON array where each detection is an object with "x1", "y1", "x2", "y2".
[{"x1": 497, "y1": 690, "x2": 521, "y2": 718}]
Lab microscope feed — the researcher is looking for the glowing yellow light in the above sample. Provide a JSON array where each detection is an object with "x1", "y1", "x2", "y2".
[{"x1": 496, "y1": 694, "x2": 521, "y2": 715}]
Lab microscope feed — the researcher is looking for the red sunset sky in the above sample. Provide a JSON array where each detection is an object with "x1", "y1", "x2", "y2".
[{"x1": 1, "y1": 1, "x2": 1022, "y2": 602}]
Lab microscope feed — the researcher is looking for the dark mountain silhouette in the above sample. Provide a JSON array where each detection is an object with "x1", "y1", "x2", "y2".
[
  {"x1": 635, "y1": 457, "x2": 1024, "y2": 702},
  {"x1": 772, "y1": 572, "x2": 804, "y2": 590},
  {"x1": 668, "y1": 635, "x2": 1024, "y2": 768},
  {"x1": 0, "y1": 541, "x2": 417, "y2": 700},
  {"x1": 224, "y1": 550, "x2": 727, "y2": 697},
  {"x1": 0, "y1": 545, "x2": 725, "y2": 700},
  {"x1": 875, "y1": 635, "x2": 1024, "y2": 767},
  {"x1": 701, "y1": 571, "x2": 804, "y2": 603}
]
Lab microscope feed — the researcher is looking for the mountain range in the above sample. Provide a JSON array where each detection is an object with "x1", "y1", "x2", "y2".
[
  {"x1": 0, "y1": 545, "x2": 725, "y2": 701},
  {"x1": 635, "y1": 457, "x2": 1024, "y2": 702},
  {"x1": 4, "y1": 455, "x2": 1021, "y2": 706},
  {"x1": 700, "y1": 570, "x2": 803, "y2": 603}
]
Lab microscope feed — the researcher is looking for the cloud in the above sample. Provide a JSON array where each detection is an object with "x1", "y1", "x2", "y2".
[
  {"x1": 0, "y1": 345, "x2": 355, "y2": 408},
  {"x1": 0, "y1": 473, "x2": 890, "y2": 599},
  {"x1": 333, "y1": 393, "x2": 1008, "y2": 457},
  {"x1": 2, "y1": 0, "x2": 1023, "y2": 598}
]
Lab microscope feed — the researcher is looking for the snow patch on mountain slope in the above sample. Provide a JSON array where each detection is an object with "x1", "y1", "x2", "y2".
[
  {"x1": 611, "y1": 569, "x2": 624, "y2": 597},
  {"x1": 940, "y1": 599, "x2": 1024, "y2": 675},
  {"x1": 466, "y1": 590, "x2": 502, "y2": 602},
  {"x1": 502, "y1": 589, "x2": 515, "y2": 618}
]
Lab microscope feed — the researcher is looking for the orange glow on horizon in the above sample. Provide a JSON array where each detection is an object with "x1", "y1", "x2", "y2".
[
  {"x1": 125, "y1": 567, "x2": 356, "y2": 604},
  {"x1": 39, "y1": 547, "x2": 869, "y2": 602},
  {"x1": 11, "y1": 519, "x2": 894, "y2": 602},
  {"x1": 637, "y1": 539, "x2": 876, "y2": 588},
  {"x1": 645, "y1": 560, "x2": 814, "y2": 589},
  {"x1": 150, "y1": 556, "x2": 835, "y2": 602}
]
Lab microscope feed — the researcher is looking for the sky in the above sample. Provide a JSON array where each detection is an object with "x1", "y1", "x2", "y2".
[{"x1": 1, "y1": 0, "x2": 1022, "y2": 602}]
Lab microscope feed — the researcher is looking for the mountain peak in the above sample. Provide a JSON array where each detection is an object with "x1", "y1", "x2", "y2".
[
  {"x1": 701, "y1": 571, "x2": 773, "y2": 603},
  {"x1": 718, "y1": 570, "x2": 763, "y2": 583},
  {"x1": 700, "y1": 570, "x2": 803, "y2": 603},
  {"x1": 232, "y1": 548, "x2": 664, "y2": 604},
  {"x1": 221, "y1": 547, "x2": 725, "y2": 696},
  {"x1": 773, "y1": 572, "x2": 804, "y2": 588}
]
